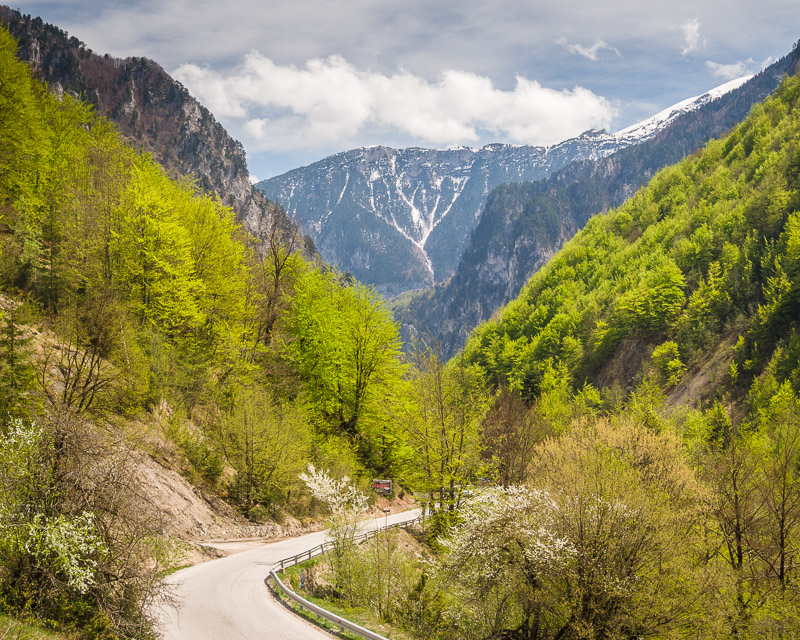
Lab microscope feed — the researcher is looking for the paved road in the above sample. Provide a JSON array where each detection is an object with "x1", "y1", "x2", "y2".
[{"x1": 158, "y1": 509, "x2": 420, "y2": 640}]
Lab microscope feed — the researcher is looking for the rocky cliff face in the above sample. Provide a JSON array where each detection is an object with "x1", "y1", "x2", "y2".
[
  {"x1": 258, "y1": 134, "x2": 625, "y2": 295},
  {"x1": 393, "y1": 48, "x2": 800, "y2": 358},
  {"x1": 0, "y1": 7, "x2": 292, "y2": 240},
  {"x1": 257, "y1": 78, "x2": 751, "y2": 296}
]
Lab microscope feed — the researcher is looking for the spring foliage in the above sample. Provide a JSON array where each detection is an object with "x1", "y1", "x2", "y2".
[
  {"x1": 464, "y1": 74, "x2": 800, "y2": 400},
  {"x1": 294, "y1": 71, "x2": 800, "y2": 640},
  {"x1": 0, "y1": 24, "x2": 408, "y2": 638}
]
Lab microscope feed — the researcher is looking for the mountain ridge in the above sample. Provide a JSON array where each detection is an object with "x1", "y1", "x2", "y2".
[
  {"x1": 257, "y1": 77, "x2": 751, "y2": 294},
  {"x1": 393, "y1": 46, "x2": 800, "y2": 357},
  {"x1": 0, "y1": 6, "x2": 299, "y2": 244}
]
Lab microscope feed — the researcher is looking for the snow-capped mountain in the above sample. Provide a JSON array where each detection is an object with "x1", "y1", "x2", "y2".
[
  {"x1": 390, "y1": 54, "x2": 794, "y2": 359},
  {"x1": 614, "y1": 75, "x2": 752, "y2": 144},
  {"x1": 256, "y1": 77, "x2": 748, "y2": 296}
]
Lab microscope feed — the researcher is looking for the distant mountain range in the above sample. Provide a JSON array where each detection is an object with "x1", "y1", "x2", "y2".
[{"x1": 257, "y1": 76, "x2": 750, "y2": 296}]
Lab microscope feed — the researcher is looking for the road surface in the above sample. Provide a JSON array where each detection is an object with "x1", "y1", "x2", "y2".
[{"x1": 158, "y1": 509, "x2": 420, "y2": 640}]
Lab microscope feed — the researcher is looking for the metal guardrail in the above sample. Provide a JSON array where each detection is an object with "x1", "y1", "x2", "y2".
[
  {"x1": 267, "y1": 513, "x2": 424, "y2": 640},
  {"x1": 269, "y1": 570, "x2": 389, "y2": 640}
]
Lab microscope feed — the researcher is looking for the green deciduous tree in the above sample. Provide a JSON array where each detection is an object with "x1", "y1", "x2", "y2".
[
  {"x1": 399, "y1": 348, "x2": 490, "y2": 518},
  {"x1": 0, "y1": 298, "x2": 37, "y2": 418},
  {"x1": 219, "y1": 388, "x2": 310, "y2": 514},
  {"x1": 115, "y1": 161, "x2": 205, "y2": 335},
  {"x1": 651, "y1": 340, "x2": 686, "y2": 387},
  {"x1": 748, "y1": 383, "x2": 800, "y2": 636},
  {"x1": 282, "y1": 268, "x2": 404, "y2": 468},
  {"x1": 439, "y1": 418, "x2": 707, "y2": 640}
]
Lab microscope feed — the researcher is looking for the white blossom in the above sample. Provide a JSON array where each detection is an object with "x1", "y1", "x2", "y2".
[
  {"x1": 0, "y1": 420, "x2": 106, "y2": 595},
  {"x1": 299, "y1": 464, "x2": 368, "y2": 517},
  {"x1": 438, "y1": 485, "x2": 575, "y2": 590},
  {"x1": 23, "y1": 512, "x2": 106, "y2": 594}
]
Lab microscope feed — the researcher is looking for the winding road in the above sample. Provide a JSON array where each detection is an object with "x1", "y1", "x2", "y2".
[{"x1": 158, "y1": 509, "x2": 420, "y2": 640}]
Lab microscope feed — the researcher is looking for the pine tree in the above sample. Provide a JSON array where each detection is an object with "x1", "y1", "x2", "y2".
[{"x1": 0, "y1": 298, "x2": 38, "y2": 418}]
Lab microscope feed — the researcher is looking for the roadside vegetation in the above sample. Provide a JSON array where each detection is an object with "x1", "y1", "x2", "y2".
[{"x1": 0, "y1": 614, "x2": 74, "y2": 639}]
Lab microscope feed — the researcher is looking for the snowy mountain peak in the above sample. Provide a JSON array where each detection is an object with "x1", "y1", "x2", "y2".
[
  {"x1": 256, "y1": 76, "x2": 757, "y2": 296},
  {"x1": 614, "y1": 76, "x2": 752, "y2": 143}
]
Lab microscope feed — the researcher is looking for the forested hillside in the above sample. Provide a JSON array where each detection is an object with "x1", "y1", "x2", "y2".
[
  {"x1": 464, "y1": 73, "x2": 800, "y2": 403},
  {"x1": 438, "y1": 73, "x2": 800, "y2": 637},
  {"x1": 0, "y1": 6, "x2": 300, "y2": 245},
  {"x1": 395, "y1": 44, "x2": 800, "y2": 357},
  {"x1": 0, "y1": 24, "x2": 411, "y2": 638},
  {"x1": 288, "y1": 66, "x2": 800, "y2": 640}
]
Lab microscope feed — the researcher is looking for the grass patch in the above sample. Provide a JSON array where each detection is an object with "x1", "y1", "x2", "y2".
[
  {"x1": 0, "y1": 615, "x2": 73, "y2": 640},
  {"x1": 270, "y1": 576, "x2": 363, "y2": 640},
  {"x1": 274, "y1": 558, "x2": 415, "y2": 640},
  {"x1": 160, "y1": 563, "x2": 193, "y2": 578}
]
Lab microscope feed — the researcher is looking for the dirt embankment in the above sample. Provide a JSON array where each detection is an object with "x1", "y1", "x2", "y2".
[
  {"x1": 137, "y1": 451, "x2": 416, "y2": 546},
  {"x1": 664, "y1": 334, "x2": 738, "y2": 412},
  {"x1": 136, "y1": 453, "x2": 325, "y2": 543}
]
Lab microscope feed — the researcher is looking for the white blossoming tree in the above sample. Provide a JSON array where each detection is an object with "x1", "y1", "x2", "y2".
[
  {"x1": 437, "y1": 418, "x2": 707, "y2": 640},
  {"x1": 300, "y1": 464, "x2": 368, "y2": 600},
  {"x1": 0, "y1": 415, "x2": 174, "y2": 636},
  {"x1": 436, "y1": 485, "x2": 575, "y2": 639},
  {"x1": 0, "y1": 419, "x2": 106, "y2": 596}
]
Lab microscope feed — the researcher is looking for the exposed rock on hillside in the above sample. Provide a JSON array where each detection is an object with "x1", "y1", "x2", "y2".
[
  {"x1": 0, "y1": 6, "x2": 292, "y2": 240},
  {"x1": 258, "y1": 78, "x2": 751, "y2": 295}
]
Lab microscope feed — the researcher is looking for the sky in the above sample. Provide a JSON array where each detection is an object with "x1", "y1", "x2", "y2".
[{"x1": 11, "y1": 0, "x2": 800, "y2": 181}]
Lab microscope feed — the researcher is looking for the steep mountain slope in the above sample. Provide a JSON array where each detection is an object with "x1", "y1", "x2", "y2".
[
  {"x1": 461, "y1": 70, "x2": 800, "y2": 411},
  {"x1": 0, "y1": 23, "x2": 400, "y2": 637},
  {"x1": 258, "y1": 134, "x2": 620, "y2": 294},
  {"x1": 257, "y1": 81, "x2": 747, "y2": 295},
  {"x1": 0, "y1": 6, "x2": 293, "y2": 240},
  {"x1": 395, "y1": 46, "x2": 800, "y2": 357}
]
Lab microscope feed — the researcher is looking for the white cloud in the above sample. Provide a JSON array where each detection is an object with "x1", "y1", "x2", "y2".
[
  {"x1": 680, "y1": 18, "x2": 703, "y2": 55},
  {"x1": 557, "y1": 37, "x2": 620, "y2": 61},
  {"x1": 706, "y1": 58, "x2": 754, "y2": 79},
  {"x1": 174, "y1": 52, "x2": 617, "y2": 151}
]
